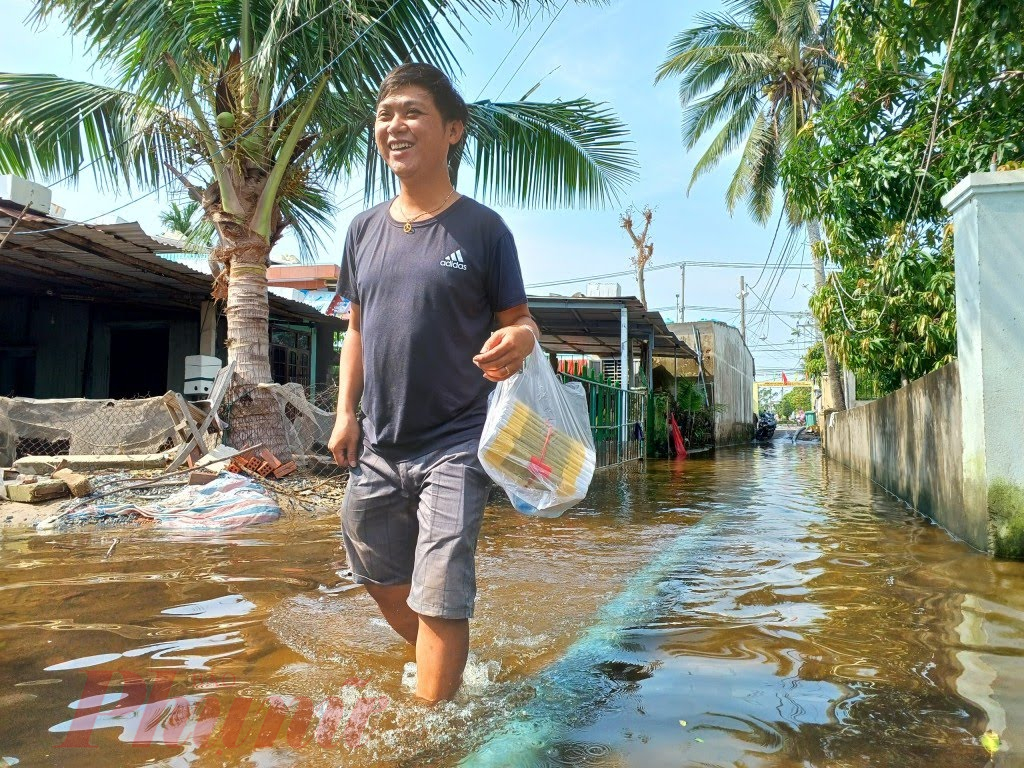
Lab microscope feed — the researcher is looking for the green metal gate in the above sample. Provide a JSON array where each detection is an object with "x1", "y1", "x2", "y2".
[{"x1": 558, "y1": 373, "x2": 647, "y2": 468}]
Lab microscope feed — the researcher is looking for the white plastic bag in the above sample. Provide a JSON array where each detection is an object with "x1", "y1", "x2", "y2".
[{"x1": 478, "y1": 339, "x2": 596, "y2": 517}]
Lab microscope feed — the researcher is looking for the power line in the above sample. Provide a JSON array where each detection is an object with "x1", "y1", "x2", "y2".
[
  {"x1": 496, "y1": 0, "x2": 570, "y2": 101},
  {"x1": 746, "y1": 283, "x2": 799, "y2": 335},
  {"x1": 474, "y1": 6, "x2": 544, "y2": 99},
  {"x1": 648, "y1": 303, "x2": 809, "y2": 317},
  {"x1": 525, "y1": 259, "x2": 822, "y2": 289}
]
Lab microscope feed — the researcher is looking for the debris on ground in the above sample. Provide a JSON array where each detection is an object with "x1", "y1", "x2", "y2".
[
  {"x1": 226, "y1": 448, "x2": 296, "y2": 479},
  {"x1": 14, "y1": 453, "x2": 170, "y2": 475},
  {"x1": 2, "y1": 448, "x2": 348, "y2": 529},
  {"x1": 188, "y1": 469, "x2": 219, "y2": 486},
  {"x1": 51, "y1": 466, "x2": 93, "y2": 497},
  {"x1": 38, "y1": 474, "x2": 282, "y2": 530},
  {"x1": 4, "y1": 477, "x2": 69, "y2": 503}
]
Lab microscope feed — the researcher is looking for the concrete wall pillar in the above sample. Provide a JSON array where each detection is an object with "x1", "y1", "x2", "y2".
[
  {"x1": 199, "y1": 301, "x2": 218, "y2": 357},
  {"x1": 942, "y1": 170, "x2": 1024, "y2": 556}
]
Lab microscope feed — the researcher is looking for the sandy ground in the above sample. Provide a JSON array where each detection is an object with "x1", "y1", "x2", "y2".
[{"x1": 0, "y1": 496, "x2": 68, "y2": 529}]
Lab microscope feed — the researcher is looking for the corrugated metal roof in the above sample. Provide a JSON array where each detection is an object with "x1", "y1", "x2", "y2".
[
  {"x1": 528, "y1": 295, "x2": 696, "y2": 359},
  {"x1": 0, "y1": 200, "x2": 341, "y2": 326}
]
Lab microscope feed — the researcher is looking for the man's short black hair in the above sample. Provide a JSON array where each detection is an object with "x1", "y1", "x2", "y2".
[{"x1": 377, "y1": 63, "x2": 469, "y2": 126}]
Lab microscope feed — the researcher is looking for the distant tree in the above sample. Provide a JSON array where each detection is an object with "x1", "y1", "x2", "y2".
[
  {"x1": 758, "y1": 386, "x2": 779, "y2": 413},
  {"x1": 620, "y1": 206, "x2": 654, "y2": 309},
  {"x1": 159, "y1": 200, "x2": 214, "y2": 249},
  {"x1": 803, "y1": 341, "x2": 825, "y2": 381},
  {"x1": 779, "y1": 387, "x2": 811, "y2": 418}
]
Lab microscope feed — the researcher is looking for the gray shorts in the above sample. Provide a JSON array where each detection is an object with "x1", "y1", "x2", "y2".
[{"x1": 340, "y1": 436, "x2": 490, "y2": 620}]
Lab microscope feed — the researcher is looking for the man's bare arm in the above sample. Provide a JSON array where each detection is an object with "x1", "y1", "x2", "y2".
[{"x1": 328, "y1": 303, "x2": 363, "y2": 467}]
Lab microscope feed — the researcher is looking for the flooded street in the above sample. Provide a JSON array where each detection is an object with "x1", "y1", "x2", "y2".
[{"x1": 2, "y1": 441, "x2": 1024, "y2": 766}]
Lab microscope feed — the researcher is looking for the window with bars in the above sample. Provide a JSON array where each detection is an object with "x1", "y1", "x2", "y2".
[{"x1": 270, "y1": 325, "x2": 311, "y2": 387}]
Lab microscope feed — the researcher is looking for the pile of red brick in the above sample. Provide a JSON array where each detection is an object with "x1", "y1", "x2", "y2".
[{"x1": 227, "y1": 448, "x2": 296, "y2": 479}]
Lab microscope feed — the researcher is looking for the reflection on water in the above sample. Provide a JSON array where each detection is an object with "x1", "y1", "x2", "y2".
[{"x1": 2, "y1": 442, "x2": 1024, "y2": 766}]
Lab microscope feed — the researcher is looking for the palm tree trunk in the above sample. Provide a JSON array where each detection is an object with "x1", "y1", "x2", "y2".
[
  {"x1": 219, "y1": 231, "x2": 292, "y2": 459},
  {"x1": 807, "y1": 219, "x2": 846, "y2": 411}
]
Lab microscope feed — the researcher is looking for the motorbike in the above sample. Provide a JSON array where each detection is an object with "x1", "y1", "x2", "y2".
[{"x1": 754, "y1": 411, "x2": 777, "y2": 442}]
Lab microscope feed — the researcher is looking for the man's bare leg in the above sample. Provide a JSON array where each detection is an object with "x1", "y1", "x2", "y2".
[
  {"x1": 364, "y1": 584, "x2": 419, "y2": 644},
  {"x1": 364, "y1": 585, "x2": 468, "y2": 702},
  {"x1": 415, "y1": 615, "x2": 469, "y2": 703}
]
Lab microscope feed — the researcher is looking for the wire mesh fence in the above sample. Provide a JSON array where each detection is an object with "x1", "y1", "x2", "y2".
[
  {"x1": 1, "y1": 395, "x2": 179, "y2": 465},
  {"x1": 0, "y1": 385, "x2": 350, "y2": 515}
]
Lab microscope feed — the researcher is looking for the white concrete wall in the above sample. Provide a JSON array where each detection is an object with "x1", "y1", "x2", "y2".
[
  {"x1": 824, "y1": 364, "x2": 971, "y2": 546},
  {"x1": 943, "y1": 169, "x2": 1024, "y2": 557}
]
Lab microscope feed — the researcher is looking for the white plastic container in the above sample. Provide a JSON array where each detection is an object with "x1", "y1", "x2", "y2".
[{"x1": 184, "y1": 355, "x2": 222, "y2": 396}]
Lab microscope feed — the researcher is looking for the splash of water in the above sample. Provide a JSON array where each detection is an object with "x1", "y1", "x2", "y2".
[{"x1": 402, "y1": 655, "x2": 502, "y2": 698}]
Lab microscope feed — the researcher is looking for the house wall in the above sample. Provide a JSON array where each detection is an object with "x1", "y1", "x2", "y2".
[
  {"x1": 711, "y1": 322, "x2": 755, "y2": 446},
  {"x1": 0, "y1": 296, "x2": 198, "y2": 398},
  {"x1": 29, "y1": 299, "x2": 91, "y2": 398},
  {"x1": 664, "y1": 320, "x2": 754, "y2": 446},
  {"x1": 315, "y1": 323, "x2": 339, "y2": 387},
  {"x1": 3, "y1": 293, "x2": 339, "y2": 400},
  {"x1": 86, "y1": 306, "x2": 198, "y2": 397}
]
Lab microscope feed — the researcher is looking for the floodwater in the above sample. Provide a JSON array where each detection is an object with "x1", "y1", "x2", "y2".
[{"x1": 2, "y1": 441, "x2": 1024, "y2": 767}]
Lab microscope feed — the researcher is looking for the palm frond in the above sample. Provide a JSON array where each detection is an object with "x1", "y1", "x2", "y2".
[
  {"x1": 465, "y1": 99, "x2": 637, "y2": 209},
  {"x1": 672, "y1": 50, "x2": 774, "y2": 102},
  {"x1": 0, "y1": 73, "x2": 181, "y2": 190},
  {"x1": 681, "y1": 79, "x2": 762, "y2": 148},
  {"x1": 277, "y1": 183, "x2": 335, "y2": 263},
  {"x1": 724, "y1": 112, "x2": 762, "y2": 214},
  {"x1": 687, "y1": 95, "x2": 761, "y2": 187},
  {"x1": 782, "y1": 0, "x2": 825, "y2": 45},
  {"x1": 725, "y1": 112, "x2": 780, "y2": 222}
]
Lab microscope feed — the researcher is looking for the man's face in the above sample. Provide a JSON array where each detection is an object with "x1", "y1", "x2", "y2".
[{"x1": 374, "y1": 85, "x2": 463, "y2": 181}]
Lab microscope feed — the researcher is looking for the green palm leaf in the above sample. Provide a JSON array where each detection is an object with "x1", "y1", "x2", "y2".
[
  {"x1": 0, "y1": 73, "x2": 182, "y2": 191},
  {"x1": 465, "y1": 99, "x2": 637, "y2": 209},
  {"x1": 658, "y1": 0, "x2": 836, "y2": 223}
]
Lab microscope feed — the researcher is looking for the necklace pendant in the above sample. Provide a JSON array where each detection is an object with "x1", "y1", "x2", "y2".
[{"x1": 403, "y1": 222, "x2": 413, "y2": 234}]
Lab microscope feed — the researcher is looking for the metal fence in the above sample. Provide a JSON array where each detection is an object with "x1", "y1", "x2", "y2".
[{"x1": 558, "y1": 373, "x2": 647, "y2": 468}]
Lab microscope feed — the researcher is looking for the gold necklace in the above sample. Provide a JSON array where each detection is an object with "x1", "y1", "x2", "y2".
[{"x1": 397, "y1": 187, "x2": 456, "y2": 233}]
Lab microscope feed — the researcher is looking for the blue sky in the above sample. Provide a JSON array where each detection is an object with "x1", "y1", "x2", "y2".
[{"x1": 0, "y1": 0, "x2": 817, "y2": 378}]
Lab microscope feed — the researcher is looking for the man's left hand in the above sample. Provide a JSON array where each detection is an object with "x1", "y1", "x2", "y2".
[{"x1": 473, "y1": 325, "x2": 535, "y2": 382}]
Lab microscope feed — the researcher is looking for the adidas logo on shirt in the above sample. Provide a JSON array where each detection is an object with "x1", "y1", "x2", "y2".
[{"x1": 440, "y1": 249, "x2": 468, "y2": 271}]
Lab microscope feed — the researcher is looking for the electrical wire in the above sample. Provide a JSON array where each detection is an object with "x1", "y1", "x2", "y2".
[
  {"x1": 12, "y1": 0, "x2": 407, "y2": 237},
  {"x1": 474, "y1": 5, "x2": 544, "y2": 100},
  {"x1": 495, "y1": 0, "x2": 570, "y2": 101},
  {"x1": 38, "y1": 0, "x2": 357, "y2": 191},
  {"x1": 524, "y1": 258, "x2": 822, "y2": 289}
]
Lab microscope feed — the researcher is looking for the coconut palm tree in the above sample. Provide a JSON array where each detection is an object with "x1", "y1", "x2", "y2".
[
  {"x1": 656, "y1": 0, "x2": 846, "y2": 410},
  {"x1": 0, "y1": 0, "x2": 637, "y2": 454}
]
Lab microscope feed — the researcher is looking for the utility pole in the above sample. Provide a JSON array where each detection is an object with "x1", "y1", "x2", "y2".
[
  {"x1": 679, "y1": 264, "x2": 686, "y2": 323},
  {"x1": 738, "y1": 275, "x2": 748, "y2": 342}
]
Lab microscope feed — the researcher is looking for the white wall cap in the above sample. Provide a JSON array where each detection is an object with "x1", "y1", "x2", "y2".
[{"x1": 941, "y1": 169, "x2": 1024, "y2": 213}]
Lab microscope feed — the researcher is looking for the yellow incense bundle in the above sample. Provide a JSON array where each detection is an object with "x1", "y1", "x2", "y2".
[{"x1": 481, "y1": 399, "x2": 594, "y2": 497}]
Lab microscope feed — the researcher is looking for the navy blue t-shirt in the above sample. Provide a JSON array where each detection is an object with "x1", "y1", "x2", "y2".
[{"x1": 336, "y1": 195, "x2": 527, "y2": 458}]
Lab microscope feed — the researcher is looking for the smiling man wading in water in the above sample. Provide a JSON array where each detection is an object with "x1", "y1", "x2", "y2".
[{"x1": 328, "y1": 63, "x2": 539, "y2": 703}]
